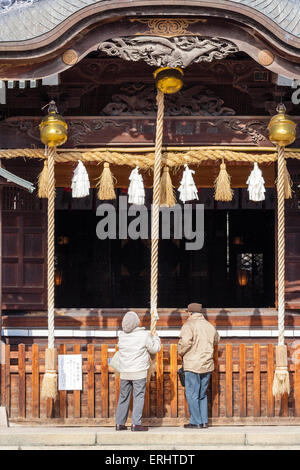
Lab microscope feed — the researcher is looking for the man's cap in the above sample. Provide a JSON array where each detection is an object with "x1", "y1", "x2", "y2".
[{"x1": 187, "y1": 303, "x2": 202, "y2": 313}]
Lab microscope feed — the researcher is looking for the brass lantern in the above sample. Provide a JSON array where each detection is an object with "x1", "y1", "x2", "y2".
[
  {"x1": 237, "y1": 269, "x2": 249, "y2": 287},
  {"x1": 39, "y1": 101, "x2": 68, "y2": 147},
  {"x1": 268, "y1": 103, "x2": 296, "y2": 147},
  {"x1": 54, "y1": 268, "x2": 63, "y2": 286},
  {"x1": 154, "y1": 67, "x2": 184, "y2": 94}
]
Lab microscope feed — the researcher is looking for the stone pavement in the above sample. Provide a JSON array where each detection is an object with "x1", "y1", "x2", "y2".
[{"x1": 0, "y1": 425, "x2": 300, "y2": 449}]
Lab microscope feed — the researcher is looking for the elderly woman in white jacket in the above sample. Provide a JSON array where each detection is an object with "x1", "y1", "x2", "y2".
[{"x1": 115, "y1": 310, "x2": 161, "y2": 432}]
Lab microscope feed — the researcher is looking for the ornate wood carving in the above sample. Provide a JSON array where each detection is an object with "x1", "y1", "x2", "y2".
[
  {"x1": 70, "y1": 57, "x2": 271, "y2": 87},
  {"x1": 0, "y1": 116, "x2": 287, "y2": 148},
  {"x1": 5, "y1": 57, "x2": 286, "y2": 117},
  {"x1": 101, "y1": 84, "x2": 236, "y2": 116},
  {"x1": 98, "y1": 36, "x2": 239, "y2": 68},
  {"x1": 223, "y1": 120, "x2": 268, "y2": 145},
  {"x1": 130, "y1": 18, "x2": 202, "y2": 37}
]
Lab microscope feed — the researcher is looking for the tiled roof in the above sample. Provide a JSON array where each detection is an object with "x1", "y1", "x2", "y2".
[
  {"x1": 0, "y1": 0, "x2": 35, "y2": 10},
  {"x1": 232, "y1": 0, "x2": 300, "y2": 38},
  {"x1": 0, "y1": 0, "x2": 299, "y2": 42},
  {"x1": 0, "y1": 0, "x2": 97, "y2": 41}
]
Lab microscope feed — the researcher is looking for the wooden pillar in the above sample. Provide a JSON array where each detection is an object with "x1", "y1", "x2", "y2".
[
  {"x1": 0, "y1": 171, "x2": 3, "y2": 408},
  {"x1": 0, "y1": 185, "x2": 2, "y2": 338}
]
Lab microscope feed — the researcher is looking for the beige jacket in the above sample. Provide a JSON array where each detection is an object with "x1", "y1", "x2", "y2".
[
  {"x1": 118, "y1": 327, "x2": 161, "y2": 373},
  {"x1": 178, "y1": 313, "x2": 220, "y2": 374}
]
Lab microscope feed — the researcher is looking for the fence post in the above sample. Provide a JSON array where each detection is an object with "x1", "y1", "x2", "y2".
[
  {"x1": 32, "y1": 344, "x2": 40, "y2": 419},
  {"x1": 0, "y1": 341, "x2": 5, "y2": 408},
  {"x1": 18, "y1": 344, "x2": 25, "y2": 419},
  {"x1": 73, "y1": 344, "x2": 81, "y2": 418},
  {"x1": 239, "y1": 344, "x2": 246, "y2": 418},
  {"x1": 143, "y1": 377, "x2": 150, "y2": 418},
  {"x1": 253, "y1": 344, "x2": 261, "y2": 417},
  {"x1": 59, "y1": 344, "x2": 67, "y2": 419},
  {"x1": 280, "y1": 393, "x2": 289, "y2": 417},
  {"x1": 170, "y1": 344, "x2": 178, "y2": 418},
  {"x1": 101, "y1": 345, "x2": 109, "y2": 418},
  {"x1": 294, "y1": 344, "x2": 300, "y2": 417},
  {"x1": 114, "y1": 344, "x2": 120, "y2": 410},
  {"x1": 87, "y1": 344, "x2": 95, "y2": 418},
  {"x1": 156, "y1": 346, "x2": 164, "y2": 418},
  {"x1": 212, "y1": 344, "x2": 219, "y2": 418},
  {"x1": 5, "y1": 344, "x2": 10, "y2": 417},
  {"x1": 225, "y1": 344, "x2": 233, "y2": 417},
  {"x1": 267, "y1": 344, "x2": 275, "y2": 417}
]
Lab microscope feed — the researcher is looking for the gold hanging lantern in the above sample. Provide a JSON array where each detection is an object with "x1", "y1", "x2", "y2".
[
  {"x1": 267, "y1": 103, "x2": 296, "y2": 147},
  {"x1": 39, "y1": 100, "x2": 68, "y2": 147},
  {"x1": 153, "y1": 67, "x2": 184, "y2": 94}
]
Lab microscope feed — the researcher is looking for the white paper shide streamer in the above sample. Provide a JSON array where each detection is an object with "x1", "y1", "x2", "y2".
[
  {"x1": 71, "y1": 160, "x2": 90, "y2": 198},
  {"x1": 128, "y1": 166, "x2": 145, "y2": 205},
  {"x1": 246, "y1": 162, "x2": 265, "y2": 202},
  {"x1": 178, "y1": 164, "x2": 199, "y2": 203}
]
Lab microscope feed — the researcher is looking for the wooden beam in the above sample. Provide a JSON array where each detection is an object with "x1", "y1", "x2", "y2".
[
  {"x1": 0, "y1": 168, "x2": 34, "y2": 193},
  {"x1": 3, "y1": 116, "x2": 300, "y2": 148}
]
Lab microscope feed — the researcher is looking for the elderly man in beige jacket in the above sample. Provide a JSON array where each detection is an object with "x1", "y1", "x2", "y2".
[{"x1": 178, "y1": 303, "x2": 219, "y2": 429}]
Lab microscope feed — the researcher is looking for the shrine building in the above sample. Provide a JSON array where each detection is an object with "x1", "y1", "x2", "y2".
[{"x1": 0, "y1": 0, "x2": 300, "y2": 425}]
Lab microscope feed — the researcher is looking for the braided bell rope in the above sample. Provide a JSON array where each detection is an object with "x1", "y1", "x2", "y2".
[
  {"x1": 47, "y1": 146, "x2": 56, "y2": 350},
  {"x1": 150, "y1": 90, "x2": 164, "y2": 336},
  {"x1": 277, "y1": 146, "x2": 285, "y2": 346}
]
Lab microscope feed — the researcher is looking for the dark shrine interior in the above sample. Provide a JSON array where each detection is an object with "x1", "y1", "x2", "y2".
[
  {"x1": 0, "y1": 52, "x2": 283, "y2": 312},
  {"x1": 54, "y1": 188, "x2": 275, "y2": 309}
]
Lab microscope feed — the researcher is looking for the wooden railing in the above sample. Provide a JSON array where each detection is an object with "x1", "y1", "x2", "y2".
[{"x1": 1, "y1": 342, "x2": 300, "y2": 425}]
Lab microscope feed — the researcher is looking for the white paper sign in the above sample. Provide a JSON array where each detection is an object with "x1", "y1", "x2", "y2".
[{"x1": 58, "y1": 354, "x2": 82, "y2": 391}]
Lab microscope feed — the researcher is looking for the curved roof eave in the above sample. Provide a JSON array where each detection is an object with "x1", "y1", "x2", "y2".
[
  {"x1": 1, "y1": 0, "x2": 300, "y2": 80},
  {"x1": 0, "y1": 0, "x2": 300, "y2": 48}
]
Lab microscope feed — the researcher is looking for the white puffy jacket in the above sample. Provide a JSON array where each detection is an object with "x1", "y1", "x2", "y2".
[{"x1": 118, "y1": 327, "x2": 161, "y2": 373}]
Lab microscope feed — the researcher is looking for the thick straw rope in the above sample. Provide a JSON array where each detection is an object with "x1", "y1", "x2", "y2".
[
  {"x1": 272, "y1": 145, "x2": 290, "y2": 398},
  {"x1": 47, "y1": 146, "x2": 56, "y2": 349},
  {"x1": 41, "y1": 145, "x2": 57, "y2": 400},
  {"x1": 57, "y1": 150, "x2": 278, "y2": 166},
  {"x1": 150, "y1": 90, "x2": 164, "y2": 335},
  {"x1": 277, "y1": 146, "x2": 285, "y2": 347},
  {"x1": 3, "y1": 148, "x2": 300, "y2": 166}
]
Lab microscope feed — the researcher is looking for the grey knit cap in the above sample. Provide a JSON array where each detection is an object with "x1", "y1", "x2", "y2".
[{"x1": 122, "y1": 311, "x2": 140, "y2": 333}]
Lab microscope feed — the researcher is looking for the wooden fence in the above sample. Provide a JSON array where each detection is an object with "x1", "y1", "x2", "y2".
[{"x1": 1, "y1": 342, "x2": 300, "y2": 425}]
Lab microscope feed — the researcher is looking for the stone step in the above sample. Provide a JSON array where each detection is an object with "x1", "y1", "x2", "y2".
[
  {"x1": 3, "y1": 445, "x2": 300, "y2": 450},
  {"x1": 1, "y1": 426, "x2": 300, "y2": 448}
]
